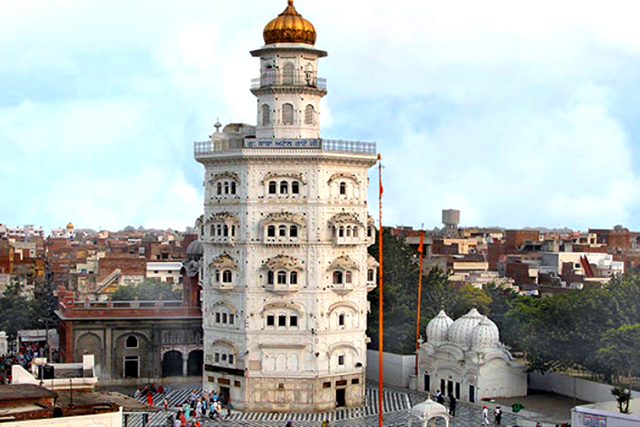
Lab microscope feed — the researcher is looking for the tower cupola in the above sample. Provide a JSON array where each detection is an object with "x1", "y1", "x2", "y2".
[{"x1": 263, "y1": 0, "x2": 316, "y2": 45}]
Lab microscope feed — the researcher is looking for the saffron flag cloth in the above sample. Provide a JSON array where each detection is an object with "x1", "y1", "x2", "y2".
[{"x1": 417, "y1": 231, "x2": 424, "y2": 253}]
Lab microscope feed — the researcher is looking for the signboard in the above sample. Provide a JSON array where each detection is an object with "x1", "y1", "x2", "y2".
[
  {"x1": 583, "y1": 414, "x2": 607, "y2": 427},
  {"x1": 244, "y1": 139, "x2": 321, "y2": 148}
]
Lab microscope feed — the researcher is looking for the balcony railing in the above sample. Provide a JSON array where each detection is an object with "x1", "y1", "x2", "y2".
[
  {"x1": 194, "y1": 139, "x2": 377, "y2": 157},
  {"x1": 251, "y1": 71, "x2": 327, "y2": 91}
]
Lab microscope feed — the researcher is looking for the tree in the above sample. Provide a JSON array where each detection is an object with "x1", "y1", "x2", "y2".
[
  {"x1": 111, "y1": 279, "x2": 181, "y2": 301},
  {"x1": 367, "y1": 229, "x2": 421, "y2": 354},
  {"x1": 0, "y1": 279, "x2": 44, "y2": 339},
  {"x1": 451, "y1": 284, "x2": 492, "y2": 318},
  {"x1": 597, "y1": 324, "x2": 640, "y2": 413}
]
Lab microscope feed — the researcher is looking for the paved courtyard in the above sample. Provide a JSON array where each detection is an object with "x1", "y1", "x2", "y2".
[{"x1": 125, "y1": 382, "x2": 549, "y2": 427}]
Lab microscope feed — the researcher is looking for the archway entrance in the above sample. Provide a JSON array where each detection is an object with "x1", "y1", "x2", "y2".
[
  {"x1": 162, "y1": 350, "x2": 183, "y2": 377},
  {"x1": 187, "y1": 350, "x2": 203, "y2": 376}
]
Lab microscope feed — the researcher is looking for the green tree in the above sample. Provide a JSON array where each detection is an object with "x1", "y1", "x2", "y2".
[
  {"x1": 451, "y1": 284, "x2": 492, "y2": 318},
  {"x1": 597, "y1": 324, "x2": 640, "y2": 413},
  {"x1": 367, "y1": 229, "x2": 421, "y2": 354},
  {"x1": 0, "y1": 280, "x2": 42, "y2": 339},
  {"x1": 111, "y1": 279, "x2": 181, "y2": 301}
]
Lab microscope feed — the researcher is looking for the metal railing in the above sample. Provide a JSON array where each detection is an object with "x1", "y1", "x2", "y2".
[
  {"x1": 251, "y1": 71, "x2": 327, "y2": 91},
  {"x1": 63, "y1": 300, "x2": 184, "y2": 310},
  {"x1": 195, "y1": 139, "x2": 376, "y2": 157}
]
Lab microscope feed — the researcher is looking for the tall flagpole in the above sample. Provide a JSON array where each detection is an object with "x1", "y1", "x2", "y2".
[
  {"x1": 377, "y1": 154, "x2": 384, "y2": 427},
  {"x1": 414, "y1": 230, "x2": 425, "y2": 375}
]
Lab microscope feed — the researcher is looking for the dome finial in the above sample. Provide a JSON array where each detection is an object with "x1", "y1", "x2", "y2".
[{"x1": 288, "y1": 0, "x2": 293, "y2": 5}]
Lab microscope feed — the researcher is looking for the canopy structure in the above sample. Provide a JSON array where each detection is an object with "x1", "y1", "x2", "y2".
[{"x1": 408, "y1": 397, "x2": 450, "y2": 427}]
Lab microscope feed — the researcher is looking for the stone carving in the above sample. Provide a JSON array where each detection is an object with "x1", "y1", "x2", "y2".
[
  {"x1": 328, "y1": 255, "x2": 359, "y2": 271},
  {"x1": 262, "y1": 254, "x2": 304, "y2": 270},
  {"x1": 327, "y1": 172, "x2": 360, "y2": 185}
]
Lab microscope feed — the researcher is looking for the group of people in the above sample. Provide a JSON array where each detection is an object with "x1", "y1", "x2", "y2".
[
  {"x1": 169, "y1": 389, "x2": 233, "y2": 427},
  {"x1": 481, "y1": 405, "x2": 503, "y2": 425},
  {"x1": 434, "y1": 390, "x2": 457, "y2": 417},
  {"x1": 0, "y1": 342, "x2": 52, "y2": 384}
]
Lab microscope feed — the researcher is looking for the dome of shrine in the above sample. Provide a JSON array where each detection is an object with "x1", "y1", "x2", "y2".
[
  {"x1": 447, "y1": 308, "x2": 483, "y2": 347},
  {"x1": 426, "y1": 310, "x2": 453, "y2": 345},
  {"x1": 263, "y1": 0, "x2": 317, "y2": 45},
  {"x1": 471, "y1": 316, "x2": 500, "y2": 350}
]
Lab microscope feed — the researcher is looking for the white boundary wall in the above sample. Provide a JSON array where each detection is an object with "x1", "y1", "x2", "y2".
[
  {"x1": 529, "y1": 371, "x2": 640, "y2": 403},
  {"x1": 366, "y1": 350, "x2": 415, "y2": 388}
]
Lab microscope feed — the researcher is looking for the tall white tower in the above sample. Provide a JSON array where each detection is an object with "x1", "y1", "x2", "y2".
[{"x1": 195, "y1": 0, "x2": 378, "y2": 412}]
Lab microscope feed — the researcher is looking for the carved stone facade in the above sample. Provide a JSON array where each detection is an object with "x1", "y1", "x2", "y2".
[{"x1": 195, "y1": 1, "x2": 378, "y2": 413}]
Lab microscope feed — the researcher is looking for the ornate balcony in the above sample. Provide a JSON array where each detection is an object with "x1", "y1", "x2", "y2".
[
  {"x1": 251, "y1": 71, "x2": 327, "y2": 92},
  {"x1": 194, "y1": 138, "x2": 377, "y2": 158}
]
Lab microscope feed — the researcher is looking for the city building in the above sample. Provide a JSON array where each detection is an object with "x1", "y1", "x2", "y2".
[
  {"x1": 55, "y1": 241, "x2": 204, "y2": 385},
  {"x1": 416, "y1": 309, "x2": 527, "y2": 402},
  {"x1": 195, "y1": 0, "x2": 378, "y2": 412}
]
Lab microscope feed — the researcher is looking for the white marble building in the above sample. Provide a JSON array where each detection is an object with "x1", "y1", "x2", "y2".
[
  {"x1": 416, "y1": 309, "x2": 527, "y2": 402},
  {"x1": 194, "y1": 0, "x2": 378, "y2": 412}
]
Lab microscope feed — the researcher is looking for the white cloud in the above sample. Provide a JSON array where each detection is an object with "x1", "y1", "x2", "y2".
[{"x1": 1, "y1": 0, "x2": 640, "y2": 231}]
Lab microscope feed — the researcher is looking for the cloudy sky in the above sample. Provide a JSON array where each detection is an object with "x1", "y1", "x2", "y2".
[{"x1": 2, "y1": 0, "x2": 640, "y2": 232}]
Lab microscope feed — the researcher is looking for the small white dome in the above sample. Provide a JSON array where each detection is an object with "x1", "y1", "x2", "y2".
[
  {"x1": 447, "y1": 308, "x2": 483, "y2": 347},
  {"x1": 409, "y1": 397, "x2": 448, "y2": 421},
  {"x1": 471, "y1": 316, "x2": 500, "y2": 350},
  {"x1": 426, "y1": 310, "x2": 453, "y2": 344}
]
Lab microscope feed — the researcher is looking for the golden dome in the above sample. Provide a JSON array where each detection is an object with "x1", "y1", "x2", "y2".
[
  {"x1": 263, "y1": 0, "x2": 316, "y2": 46},
  {"x1": 66, "y1": 222, "x2": 74, "y2": 229}
]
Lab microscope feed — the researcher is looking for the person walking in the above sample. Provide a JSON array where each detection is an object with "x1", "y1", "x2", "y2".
[
  {"x1": 163, "y1": 397, "x2": 169, "y2": 411},
  {"x1": 147, "y1": 393, "x2": 154, "y2": 407},
  {"x1": 448, "y1": 392, "x2": 456, "y2": 417},
  {"x1": 226, "y1": 397, "x2": 233, "y2": 419},
  {"x1": 482, "y1": 406, "x2": 490, "y2": 426},
  {"x1": 494, "y1": 406, "x2": 503, "y2": 425}
]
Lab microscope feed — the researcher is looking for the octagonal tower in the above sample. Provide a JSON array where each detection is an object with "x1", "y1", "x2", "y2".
[{"x1": 195, "y1": 0, "x2": 378, "y2": 412}]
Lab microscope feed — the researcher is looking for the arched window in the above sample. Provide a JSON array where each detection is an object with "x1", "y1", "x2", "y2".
[
  {"x1": 267, "y1": 225, "x2": 276, "y2": 237},
  {"x1": 346, "y1": 226, "x2": 352, "y2": 237},
  {"x1": 125, "y1": 335, "x2": 138, "y2": 349},
  {"x1": 338, "y1": 314, "x2": 345, "y2": 326},
  {"x1": 333, "y1": 271, "x2": 343, "y2": 284},
  {"x1": 280, "y1": 181, "x2": 288, "y2": 194},
  {"x1": 339, "y1": 182, "x2": 347, "y2": 195},
  {"x1": 282, "y1": 103, "x2": 294, "y2": 125},
  {"x1": 290, "y1": 225, "x2": 298, "y2": 238},
  {"x1": 231, "y1": 182, "x2": 236, "y2": 194},
  {"x1": 215, "y1": 270, "x2": 220, "y2": 282},
  {"x1": 261, "y1": 104, "x2": 271, "y2": 125},
  {"x1": 223, "y1": 225, "x2": 229, "y2": 237},
  {"x1": 210, "y1": 225, "x2": 215, "y2": 236},
  {"x1": 305, "y1": 104, "x2": 315, "y2": 125},
  {"x1": 222, "y1": 270, "x2": 233, "y2": 283},
  {"x1": 217, "y1": 183, "x2": 222, "y2": 195},
  {"x1": 291, "y1": 181, "x2": 300, "y2": 194},
  {"x1": 224, "y1": 182, "x2": 230, "y2": 194},
  {"x1": 368, "y1": 227, "x2": 373, "y2": 237},
  {"x1": 279, "y1": 225, "x2": 287, "y2": 237},
  {"x1": 282, "y1": 62, "x2": 295, "y2": 84},
  {"x1": 290, "y1": 271, "x2": 298, "y2": 285},
  {"x1": 353, "y1": 227, "x2": 359, "y2": 237},
  {"x1": 339, "y1": 227, "x2": 344, "y2": 237},
  {"x1": 346, "y1": 271, "x2": 353, "y2": 284},
  {"x1": 267, "y1": 271, "x2": 274, "y2": 285},
  {"x1": 367, "y1": 269, "x2": 375, "y2": 281},
  {"x1": 268, "y1": 181, "x2": 277, "y2": 194},
  {"x1": 277, "y1": 271, "x2": 287, "y2": 285},
  {"x1": 216, "y1": 224, "x2": 222, "y2": 236}
]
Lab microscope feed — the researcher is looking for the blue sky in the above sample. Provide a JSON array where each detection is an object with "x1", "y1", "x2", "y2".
[{"x1": 2, "y1": 0, "x2": 640, "y2": 232}]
